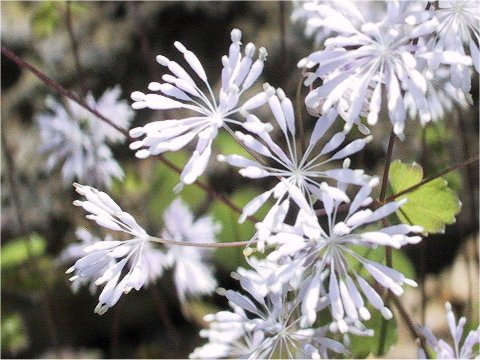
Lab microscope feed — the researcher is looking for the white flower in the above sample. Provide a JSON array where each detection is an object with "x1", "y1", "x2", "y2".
[
  {"x1": 37, "y1": 88, "x2": 133, "y2": 188},
  {"x1": 431, "y1": 0, "x2": 480, "y2": 91},
  {"x1": 219, "y1": 85, "x2": 371, "y2": 249},
  {"x1": 190, "y1": 260, "x2": 349, "y2": 359},
  {"x1": 291, "y1": 0, "x2": 381, "y2": 46},
  {"x1": 298, "y1": 1, "x2": 471, "y2": 136},
  {"x1": 71, "y1": 85, "x2": 135, "y2": 143},
  {"x1": 67, "y1": 183, "x2": 160, "y2": 315},
  {"x1": 129, "y1": 28, "x2": 268, "y2": 186},
  {"x1": 67, "y1": 185, "x2": 219, "y2": 313},
  {"x1": 404, "y1": 66, "x2": 472, "y2": 123},
  {"x1": 267, "y1": 178, "x2": 422, "y2": 331},
  {"x1": 58, "y1": 228, "x2": 109, "y2": 294},
  {"x1": 161, "y1": 199, "x2": 220, "y2": 303},
  {"x1": 418, "y1": 302, "x2": 480, "y2": 359}
]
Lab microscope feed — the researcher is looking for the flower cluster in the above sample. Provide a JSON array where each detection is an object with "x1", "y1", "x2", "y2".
[
  {"x1": 55, "y1": 1, "x2": 478, "y2": 357},
  {"x1": 129, "y1": 28, "x2": 269, "y2": 187},
  {"x1": 64, "y1": 184, "x2": 218, "y2": 314},
  {"x1": 418, "y1": 302, "x2": 480, "y2": 359},
  {"x1": 37, "y1": 87, "x2": 133, "y2": 189},
  {"x1": 190, "y1": 259, "x2": 355, "y2": 359},
  {"x1": 295, "y1": 0, "x2": 476, "y2": 136}
]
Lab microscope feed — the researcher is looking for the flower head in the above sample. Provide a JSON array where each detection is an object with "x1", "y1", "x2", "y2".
[
  {"x1": 431, "y1": 0, "x2": 480, "y2": 91},
  {"x1": 129, "y1": 28, "x2": 268, "y2": 186},
  {"x1": 190, "y1": 259, "x2": 349, "y2": 359},
  {"x1": 266, "y1": 178, "x2": 422, "y2": 331},
  {"x1": 418, "y1": 302, "x2": 480, "y2": 359},
  {"x1": 219, "y1": 85, "x2": 371, "y2": 248},
  {"x1": 37, "y1": 87, "x2": 133, "y2": 188},
  {"x1": 66, "y1": 185, "x2": 219, "y2": 313},
  {"x1": 67, "y1": 183, "x2": 157, "y2": 314},
  {"x1": 297, "y1": 1, "x2": 471, "y2": 136}
]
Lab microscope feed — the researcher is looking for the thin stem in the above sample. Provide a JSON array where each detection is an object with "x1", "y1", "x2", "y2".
[
  {"x1": 1, "y1": 130, "x2": 60, "y2": 352},
  {"x1": 149, "y1": 235, "x2": 254, "y2": 248},
  {"x1": 157, "y1": 153, "x2": 259, "y2": 224},
  {"x1": 419, "y1": 125, "x2": 428, "y2": 323},
  {"x1": 279, "y1": 1, "x2": 287, "y2": 76},
  {"x1": 390, "y1": 294, "x2": 430, "y2": 359},
  {"x1": 128, "y1": 2, "x2": 161, "y2": 80},
  {"x1": 65, "y1": 1, "x2": 86, "y2": 95},
  {"x1": 296, "y1": 73, "x2": 306, "y2": 156},
  {"x1": 149, "y1": 285, "x2": 178, "y2": 341},
  {"x1": 1, "y1": 46, "x2": 128, "y2": 137},
  {"x1": 1, "y1": 46, "x2": 260, "y2": 225},
  {"x1": 379, "y1": 129, "x2": 396, "y2": 204},
  {"x1": 386, "y1": 154, "x2": 479, "y2": 201},
  {"x1": 377, "y1": 128, "x2": 396, "y2": 355},
  {"x1": 456, "y1": 111, "x2": 476, "y2": 319}
]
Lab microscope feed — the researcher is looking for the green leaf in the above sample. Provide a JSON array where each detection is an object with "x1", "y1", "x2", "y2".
[
  {"x1": 389, "y1": 160, "x2": 461, "y2": 234},
  {"x1": 1, "y1": 234, "x2": 46, "y2": 269}
]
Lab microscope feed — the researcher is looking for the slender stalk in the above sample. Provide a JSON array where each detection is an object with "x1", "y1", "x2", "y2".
[
  {"x1": 1, "y1": 46, "x2": 260, "y2": 224},
  {"x1": 377, "y1": 128, "x2": 396, "y2": 355},
  {"x1": 296, "y1": 73, "x2": 306, "y2": 156},
  {"x1": 379, "y1": 129, "x2": 396, "y2": 204},
  {"x1": 1, "y1": 46, "x2": 127, "y2": 137},
  {"x1": 456, "y1": 111, "x2": 476, "y2": 319},
  {"x1": 65, "y1": 1, "x2": 86, "y2": 95},
  {"x1": 149, "y1": 285, "x2": 179, "y2": 341},
  {"x1": 279, "y1": 1, "x2": 287, "y2": 75},
  {"x1": 1, "y1": 131, "x2": 60, "y2": 352},
  {"x1": 391, "y1": 294, "x2": 430, "y2": 358},
  {"x1": 128, "y1": 2, "x2": 161, "y2": 80},
  {"x1": 419, "y1": 126, "x2": 428, "y2": 323},
  {"x1": 149, "y1": 235, "x2": 254, "y2": 248}
]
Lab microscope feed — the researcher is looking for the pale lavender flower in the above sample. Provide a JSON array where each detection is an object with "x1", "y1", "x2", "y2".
[
  {"x1": 37, "y1": 88, "x2": 133, "y2": 188},
  {"x1": 129, "y1": 28, "x2": 269, "y2": 187},
  {"x1": 418, "y1": 302, "x2": 480, "y2": 359},
  {"x1": 161, "y1": 198, "x2": 220, "y2": 303},
  {"x1": 58, "y1": 228, "x2": 109, "y2": 294},
  {"x1": 291, "y1": 0, "x2": 381, "y2": 46},
  {"x1": 219, "y1": 85, "x2": 371, "y2": 249},
  {"x1": 67, "y1": 183, "x2": 161, "y2": 314},
  {"x1": 67, "y1": 185, "x2": 219, "y2": 313},
  {"x1": 190, "y1": 260, "x2": 349, "y2": 359},
  {"x1": 71, "y1": 85, "x2": 135, "y2": 143},
  {"x1": 267, "y1": 178, "x2": 422, "y2": 332},
  {"x1": 430, "y1": 0, "x2": 480, "y2": 91},
  {"x1": 298, "y1": 1, "x2": 471, "y2": 136},
  {"x1": 405, "y1": 66, "x2": 472, "y2": 123}
]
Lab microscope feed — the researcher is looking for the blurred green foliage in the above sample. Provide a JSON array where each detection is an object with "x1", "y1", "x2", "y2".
[
  {"x1": 31, "y1": 1, "x2": 87, "y2": 38},
  {"x1": 350, "y1": 308, "x2": 398, "y2": 358},
  {"x1": 1, "y1": 313, "x2": 28, "y2": 356},
  {"x1": 1, "y1": 233, "x2": 46, "y2": 269}
]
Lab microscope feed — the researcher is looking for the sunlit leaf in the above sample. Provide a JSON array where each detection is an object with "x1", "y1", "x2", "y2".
[{"x1": 389, "y1": 160, "x2": 461, "y2": 234}]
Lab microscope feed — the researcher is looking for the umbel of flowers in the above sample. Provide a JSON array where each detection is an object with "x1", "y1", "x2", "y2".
[{"x1": 57, "y1": 1, "x2": 480, "y2": 359}]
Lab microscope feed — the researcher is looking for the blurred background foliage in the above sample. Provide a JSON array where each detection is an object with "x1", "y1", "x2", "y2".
[{"x1": 1, "y1": 1, "x2": 478, "y2": 358}]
